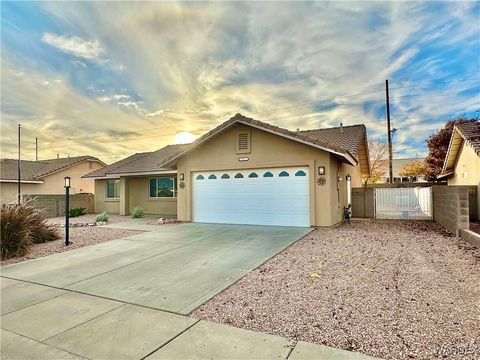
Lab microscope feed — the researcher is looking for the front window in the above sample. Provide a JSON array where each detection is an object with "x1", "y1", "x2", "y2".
[
  {"x1": 106, "y1": 180, "x2": 120, "y2": 199},
  {"x1": 149, "y1": 177, "x2": 177, "y2": 198}
]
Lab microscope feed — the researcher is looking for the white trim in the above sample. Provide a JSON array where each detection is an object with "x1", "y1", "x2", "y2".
[
  {"x1": 111, "y1": 170, "x2": 177, "y2": 177},
  {"x1": 0, "y1": 179, "x2": 44, "y2": 184},
  {"x1": 86, "y1": 170, "x2": 177, "y2": 179},
  {"x1": 441, "y1": 126, "x2": 459, "y2": 173},
  {"x1": 86, "y1": 175, "x2": 121, "y2": 180}
]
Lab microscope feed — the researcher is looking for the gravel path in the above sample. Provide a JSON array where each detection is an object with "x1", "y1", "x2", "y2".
[
  {"x1": 1, "y1": 227, "x2": 144, "y2": 266},
  {"x1": 192, "y1": 220, "x2": 480, "y2": 360}
]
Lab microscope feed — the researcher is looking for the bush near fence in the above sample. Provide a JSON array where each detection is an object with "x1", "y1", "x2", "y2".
[{"x1": 22, "y1": 193, "x2": 94, "y2": 218}]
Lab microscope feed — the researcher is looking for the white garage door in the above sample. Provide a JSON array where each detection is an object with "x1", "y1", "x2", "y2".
[{"x1": 193, "y1": 167, "x2": 310, "y2": 227}]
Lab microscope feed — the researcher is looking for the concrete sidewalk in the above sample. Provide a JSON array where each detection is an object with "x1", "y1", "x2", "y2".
[{"x1": 1, "y1": 279, "x2": 379, "y2": 360}]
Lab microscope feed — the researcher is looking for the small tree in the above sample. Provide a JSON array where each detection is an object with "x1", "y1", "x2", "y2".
[
  {"x1": 399, "y1": 160, "x2": 426, "y2": 181},
  {"x1": 367, "y1": 137, "x2": 389, "y2": 183},
  {"x1": 424, "y1": 115, "x2": 479, "y2": 181}
]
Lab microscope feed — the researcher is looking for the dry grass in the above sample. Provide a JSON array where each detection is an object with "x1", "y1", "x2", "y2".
[{"x1": 192, "y1": 220, "x2": 480, "y2": 360}]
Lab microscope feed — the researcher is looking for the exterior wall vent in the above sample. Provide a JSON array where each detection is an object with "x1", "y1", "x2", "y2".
[{"x1": 236, "y1": 130, "x2": 251, "y2": 154}]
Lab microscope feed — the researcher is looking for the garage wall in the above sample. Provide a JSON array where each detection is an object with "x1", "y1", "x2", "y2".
[{"x1": 176, "y1": 123, "x2": 361, "y2": 227}]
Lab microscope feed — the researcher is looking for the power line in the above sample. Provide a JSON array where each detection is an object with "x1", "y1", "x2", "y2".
[{"x1": 389, "y1": 77, "x2": 480, "y2": 90}]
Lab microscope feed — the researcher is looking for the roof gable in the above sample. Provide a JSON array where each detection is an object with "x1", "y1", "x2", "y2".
[
  {"x1": 0, "y1": 156, "x2": 105, "y2": 181},
  {"x1": 441, "y1": 121, "x2": 480, "y2": 176},
  {"x1": 160, "y1": 114, "x2": 367, "y2": 168}
]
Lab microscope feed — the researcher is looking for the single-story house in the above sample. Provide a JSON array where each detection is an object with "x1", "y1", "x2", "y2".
[
  {"x1": 84, "y1": 114, "x2": 370, "y2": 227},
  {"x1": 0, "y1": 155, "x2": 105, "y2": 206},
  {"x1": 438, "y1": 121, "x2": 480, "y2": 185}
]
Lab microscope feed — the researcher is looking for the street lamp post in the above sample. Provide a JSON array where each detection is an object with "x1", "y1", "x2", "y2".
[{"x1": 64, "y1": 176, "x2": 71, "y2": 246}]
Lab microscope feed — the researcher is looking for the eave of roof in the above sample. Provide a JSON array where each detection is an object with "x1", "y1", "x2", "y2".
[{"x1": 441, "y1": 122, "x2": 480, "y2": 175}]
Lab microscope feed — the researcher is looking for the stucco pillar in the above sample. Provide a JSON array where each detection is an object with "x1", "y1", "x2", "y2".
[{"x1": 119, "y1": 177, "x2": 130, "y2": 216}]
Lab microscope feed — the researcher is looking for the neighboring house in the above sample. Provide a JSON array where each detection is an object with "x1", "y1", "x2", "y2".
[
  {"x1": 438, "y1": 122, "x2": 480, "y2": 185},
  {"x1": 380, "y1": 158, "x2": 427, "y2": 183},
  {"x1": 85, "y1": 113, "x2": 370, "y2": 227},
  {"x1": 0, "y1": 155, "x2": 105, "y2": 206}
]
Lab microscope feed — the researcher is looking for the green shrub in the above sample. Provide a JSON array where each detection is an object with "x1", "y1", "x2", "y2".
[
  {"x1": 131, "y1": 207, "x2": 144, "y2": 218},
  {"x1": 69, "y1": 207, "x2": 86, "y2": 218},
  {"x1": 0, "y1": 201, "x2": 60, "y2": 260},
  {"x1": 96, "y1": 212, "x2": 109, "y2": 222}
]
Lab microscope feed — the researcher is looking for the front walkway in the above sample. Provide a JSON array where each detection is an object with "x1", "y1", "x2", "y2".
[{"x1": 1, "y1": 223, "x2": 377, "y2": 359}]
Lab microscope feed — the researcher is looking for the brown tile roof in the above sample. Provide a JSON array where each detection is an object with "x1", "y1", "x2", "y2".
[
  {"x1": 456, "y1": 121, "x2": 480, "y2": 155},
  {"x1": 83, "y1": 144, "x2": 191, "y2": 178},
  {"x1": 299, "y1": 124, "x2": 366, "y2": 160},
  {"x1": 0, "y1": 156, "x2": 104, "y2": 181}
]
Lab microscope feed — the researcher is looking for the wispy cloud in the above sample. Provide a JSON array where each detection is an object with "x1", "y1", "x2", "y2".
[
  {"x1": 1, "y1": 2, "x2": 478, "y2": 163},
  {"x1": 42, "y1": 33, "x2": 104, "y2": 60},
  {"x1": 97, "y1": 94, "x2": 130, "y2": 103}
]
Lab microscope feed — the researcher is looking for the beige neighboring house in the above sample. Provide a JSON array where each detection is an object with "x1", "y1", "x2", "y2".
[
  {"x1": 85, "y1": 113, "x2": 370, "y2": 227},
  {"x1": 0, "y1": 156, "x2": 106, "y2": 206},
  {"x1": 438, "y1": 122, "x2": 480, "y2": 185}
]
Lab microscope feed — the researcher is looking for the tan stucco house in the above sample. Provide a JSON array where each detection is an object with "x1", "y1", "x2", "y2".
[
  {"x1": 0, "y1": 155, "x2": 105, "y2": 206},
  {"x1": 438, "y1": 122, "x2": 480, "y2": 185},
  {"x1": 85, "y1": 114, "x2": 370, "y2": 227}
]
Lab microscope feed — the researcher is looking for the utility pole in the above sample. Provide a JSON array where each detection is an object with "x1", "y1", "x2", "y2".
[
  {"x1": 17, "y1": 124, "x2": 21, "y2": 204},
  {"x1": 35, "y1": 137, "x2": 38, "y2": 161},
  {"x1": 385, "y1": 79, "x2": 393, "y2": 183}
]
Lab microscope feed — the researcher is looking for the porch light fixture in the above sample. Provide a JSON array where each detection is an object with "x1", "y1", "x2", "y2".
[
  {"x1": 64, "y1": 176, "x2": 71, "y2": 246},
  {"x1": 318, "y1": 166, "x2": 325, "y2": 176},
  {"x1": 346, "y1": 174, "x2": 351, "y2": 181},
  {"x1": 179, "y1": 173, "x2": 184, "y2": 181}
]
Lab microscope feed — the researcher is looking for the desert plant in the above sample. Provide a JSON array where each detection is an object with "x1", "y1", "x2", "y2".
[
  {"x1": 0, "y1": 201, "x2": 60, "y2": 259},
  {"x1": 68, "y1": 207, "x2": 86, "y2": 218},
  {"x1": 131, "y1": 207, "x2": 144, "y2": 218},
  {"x1": 1, "y1": 204, "x2": 33, "y2": 260},
  {"x1": 96, "y1": 212, "x2": 109, "y2": 222}
]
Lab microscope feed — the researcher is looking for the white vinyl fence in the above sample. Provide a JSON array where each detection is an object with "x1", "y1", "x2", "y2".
[{"x1": 375, "y1": 187, "x2": 433, "y2": 220}]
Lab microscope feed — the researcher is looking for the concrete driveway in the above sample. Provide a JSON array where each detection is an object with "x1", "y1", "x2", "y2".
[
  {"x1": 1, "y1": 223, "x2": 310, "y2": 314},
  {"x1": 4, "y1": 223, "x2": 366, "y2": 360}
]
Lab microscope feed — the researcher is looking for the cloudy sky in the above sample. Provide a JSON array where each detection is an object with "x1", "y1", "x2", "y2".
[{"x1": 1, "y1": 1, "x2": 479, "y2": 163}]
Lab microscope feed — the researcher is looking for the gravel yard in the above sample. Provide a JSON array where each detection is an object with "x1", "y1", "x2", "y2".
[
  {"x1": 46, "y1": 213, "x2": 178, "y2": 226},
  {"x1": 192, "y1": 220, "x2": 480, "y2": 360},
  {"x1": 46, "y1": 213, "x2": 148, "y2": 225},
  {"x1": 1, "y1": 226, "x2": 144, "y2": 266}
]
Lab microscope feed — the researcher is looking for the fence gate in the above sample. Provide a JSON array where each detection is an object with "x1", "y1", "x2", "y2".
[{"x1": 375, "y1": 187, "x2": 433, "y2": 220}]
